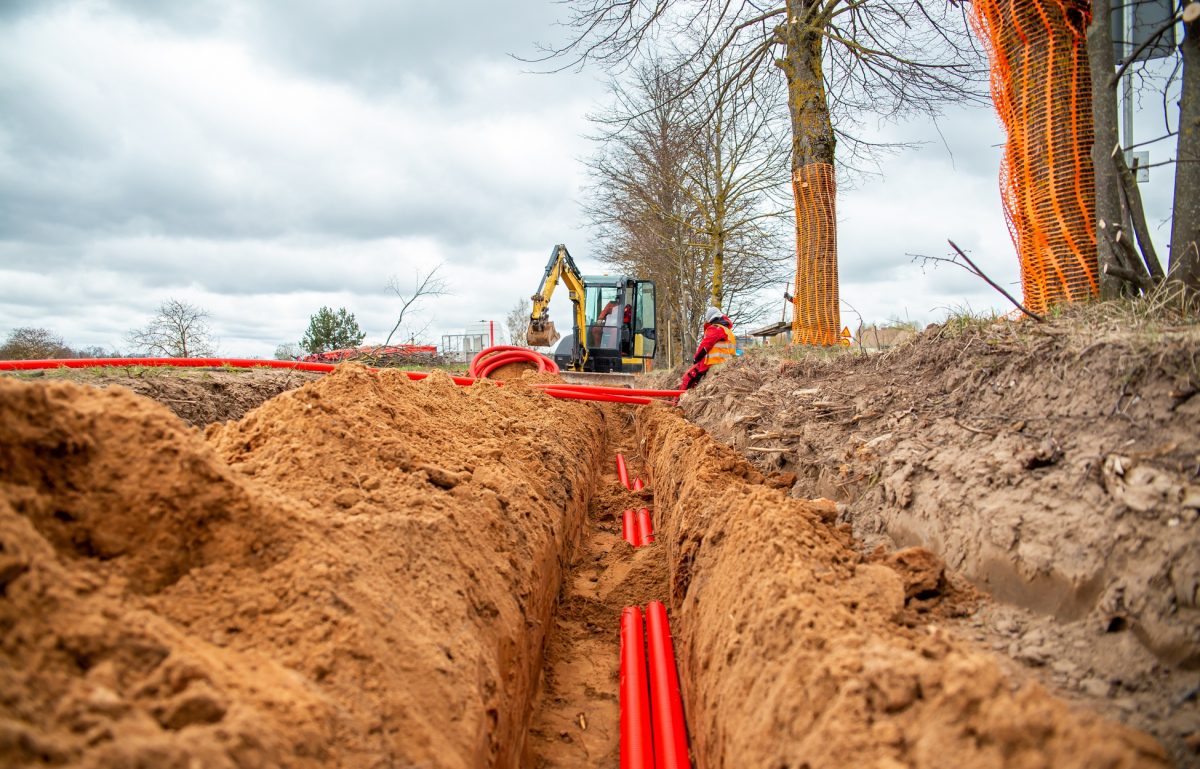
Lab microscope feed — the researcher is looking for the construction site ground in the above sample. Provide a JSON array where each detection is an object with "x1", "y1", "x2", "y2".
[{"x1": 0, "y1": 307, "x2": 1195, "y2": 768}]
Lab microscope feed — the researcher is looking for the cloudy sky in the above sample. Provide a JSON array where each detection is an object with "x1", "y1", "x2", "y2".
[{"x1": 0, "y1": 1, "x2": 1180, "y2": 357}]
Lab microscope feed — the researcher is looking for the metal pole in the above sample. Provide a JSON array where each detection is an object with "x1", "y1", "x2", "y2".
[{"x1": 1122, "y1": 0, "x2": 1135, "y2": 153}]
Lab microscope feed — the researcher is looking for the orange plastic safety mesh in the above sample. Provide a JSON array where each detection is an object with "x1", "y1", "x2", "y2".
[
  {"x1": 970, "y1": 0, "x2": 1098, "y2": 314},
  {"x1": 791, "y1": 162, "x2": 840, "y2": 346}
]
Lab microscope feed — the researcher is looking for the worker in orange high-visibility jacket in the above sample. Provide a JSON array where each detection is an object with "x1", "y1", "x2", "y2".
[{"x1": 680, "y1": 307, "x2": 736, "y2": 390}]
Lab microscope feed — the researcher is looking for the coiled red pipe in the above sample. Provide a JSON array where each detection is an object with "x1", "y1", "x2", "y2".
[
  {"x1": 620, "y1": 606, "x2": 655, "y2": 769},
  {"x1": 468, "y1": 346, "x2": 560, "y2": 378},
  {"x1": 636, "y1": 508, "x2": 655, "y2": 546},
  {"x1": 616, "y1": 454, "x2": 631, "y2": 489},
  {"x1": 645, "y1": 601, "x2": 690, "y2": 769}
]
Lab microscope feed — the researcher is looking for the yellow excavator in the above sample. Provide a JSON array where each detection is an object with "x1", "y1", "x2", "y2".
[{"x1": 527, "y1": 244, "x2": 657, "y2": 378}]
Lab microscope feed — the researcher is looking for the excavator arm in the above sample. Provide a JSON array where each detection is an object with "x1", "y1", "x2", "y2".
[{"x1": 528, "y1": 244, "x2": 589, "y2": 367}]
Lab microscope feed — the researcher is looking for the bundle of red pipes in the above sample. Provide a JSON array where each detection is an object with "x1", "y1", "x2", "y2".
[
  {"x1": 620, "y1": 601, "x2": 690, "y2": 769},
  {"x1": 0, "y1": 350, "x2": 684, "y2": 406},
  {"x1": 622, "y1": 508, "x2": 655, "y2": 547}
]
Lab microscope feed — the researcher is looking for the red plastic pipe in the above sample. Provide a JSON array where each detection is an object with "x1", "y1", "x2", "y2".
[
  {"x1": 632, "y1": 477, "x2": 645, "y2": 491},
  {"x1": 541, "y1": 387, "x2": 653, "y2": 405},
  {"x1": 622, "y1": 509, "x2": 638, "y2": 546},
  {"x1": 645, "y1": 601, "x2": 690, "y2": 769},
  {"x1": 0, "y1": 357, "x2": 340, "y2": 373},
  {"x1": 616, "y1": 454, "x2": 631, "y2": 489},
  {"x1": 530, "y1": 383, "x2": 683, "y2": 399},
  {"x1": 636, "y1": 508, "x2": 655, "y2": 546},
  {"x1": 620, "y1": 606, "x2": 655, "y2": 769}
]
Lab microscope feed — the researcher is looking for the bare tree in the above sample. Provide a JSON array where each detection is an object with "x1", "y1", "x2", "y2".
[
  {"x1": 585, "y1": 62, "x2": 709, "y2": 359},
  {"x1": 126, "y1": 299, "x2": 216, "y2": 357},
  {"x1": 1089, "y1": 0, "x2": 1200, "y2": 295},
  {"x1": 681, "y1": 44, "x2": 792, "y2": 311},
  {"x1": 1172, "y1": 1, "x2": 1200, "y2": 289},
  {"x1": 586, "y1": 55, "x2": 789, "y2": 361},
  {"x1": 537, "y1": 0, "x2": 985, "y2": 341},
  {"x1": 506, "y1": 297, "x2": 531, "y2": 346},
  {"x1": 381, "y1": 265, "x2": 448, "y2": 348},
  {"x1": 0, "y1": 327, "x2": 74, "y2": 359},
  {"x1": 1087, "y1": 0, "x2": 1127, "y2": 297},
  {"x1": 274, "y1": 342, "x2": 302, "y2": 360}
]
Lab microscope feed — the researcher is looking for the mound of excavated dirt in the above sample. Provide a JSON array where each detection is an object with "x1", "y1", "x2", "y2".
[
  {"x1": 678, "y1": 316, "x2": 1200, "y2": 764},
  {"x1": 638, "y1": 404, "x2": 1169, "y2": 769},
  {"x1": 1, "y1": 367, "x2": 321, "y2": 427},
  {"x1": 0, "y1": 365, "x2": 604, "y2": 768}
]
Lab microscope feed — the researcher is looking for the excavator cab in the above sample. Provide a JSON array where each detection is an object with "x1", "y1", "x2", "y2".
[{"x1": 571, "y1": 277, "x2": 657, "y2": 373}]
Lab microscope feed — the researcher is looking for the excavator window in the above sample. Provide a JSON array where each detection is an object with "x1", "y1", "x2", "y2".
[
  {"x1": 586, "y1": 285, "x2": 621, "y2": 350},
  {"x1": 635, "y1": 282, "x2": 656, "y2": 358}
]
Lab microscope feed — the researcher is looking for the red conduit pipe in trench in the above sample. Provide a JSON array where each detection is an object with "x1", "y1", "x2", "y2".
[
  {"x1": 635, "y1": 508, "x2": 655, "y2": 546},
  {"x1": 632, "y1": 477, "x2": 645, "y2": 491},
  {"x1": 622, "y1": 509, "x2": 638, "y2": 547},
  {"x1": 645, "y1": 601, "x2": 690, "y2": 769},
  {"x1": 620, "y1": 606, "x2": 655, "y2": 769},
  {"x1": 616, "y1": 454, "x2": 631, "y2": 489}
]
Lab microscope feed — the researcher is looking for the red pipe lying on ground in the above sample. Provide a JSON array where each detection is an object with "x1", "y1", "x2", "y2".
[
  {"x1": 620, "y1": 606, "x2": 655, "y2": 769},
  {"x1": 632, "y1": 477, "x2": 645, "y2": 491},
  {"x1": 622, "y1": 509, "x2": 638, "y2": 546},
  {"x1": 542, "y1": 388, "x2": 654, "y2": 405},
  {"x1": 616, "y1": 454, "x2": 631, "y2": 489},
  {"x1": 0, "y1": 357, "x2": 341, "y2": 373},
  {"x1": 644, "y1": 601, "x2": 690, "y2": 769},
  {"x1": 530, "y1": 383, "x2": 683, "y2": 399},
  {"x1": 636, "y1": 508, "x2": 655, "y2": 546}
]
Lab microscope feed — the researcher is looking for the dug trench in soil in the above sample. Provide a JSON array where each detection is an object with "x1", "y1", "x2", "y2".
[
  {"x1": 638, "y1": 403, "x2": 1170, "y2": 768},
  {"x1": 0, "y1": 365, "x2": 611, "y2": 768},
  {"x1": 521, "y1": 406, "x2": 667, "y2": 767},
  {"x1": 673, "y1": 317, "x2": 1200, "y2": 764}
]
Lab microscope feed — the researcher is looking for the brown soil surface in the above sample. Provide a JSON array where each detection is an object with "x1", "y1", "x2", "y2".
[
  {"x1": 0, "y1": 366, "x2": 603, "y2": 767},
  {"x1": 1, "y1": 322, "x2": 1185, "y2": 768},
  {"x1": 0, "y1": 367, "x2": 320, "y2": 427},
  {"x1": 674, "y1": 315, "x2": 1199, "y2": 765},
  {"x1": 639, "y1": 402, "x2": 1168, "y2": 768}
]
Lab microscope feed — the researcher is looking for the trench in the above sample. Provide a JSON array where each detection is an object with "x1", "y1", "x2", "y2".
[
  {"x1": 517, "y1": 405, "x2": 669, "y2": 767},
  {"x1": 0, "y1": 366, "x2": 1175, "y2": 769}
]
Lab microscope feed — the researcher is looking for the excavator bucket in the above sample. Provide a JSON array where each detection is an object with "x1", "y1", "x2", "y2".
[{"x1": 527, "y1": 321, "x2": 560, "y2": 348}]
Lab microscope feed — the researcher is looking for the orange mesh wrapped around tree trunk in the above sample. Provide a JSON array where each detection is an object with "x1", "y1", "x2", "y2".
[
  {"x1": 791, "y1": 162, "x2": 840, "y2": 346},
  {"x1": 970, "y1": 0, "x2": 1098, "y2": 314}
]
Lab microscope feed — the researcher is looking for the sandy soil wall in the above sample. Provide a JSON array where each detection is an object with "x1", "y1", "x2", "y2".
[
  {"x1": 638, "y1": 403, "x2": 1168, "y2": 769},
  {"x1": 679, "y1": 325, "x2": 1200, "y2": 669},
  {"x1": 0, "y1": 365, "x2": 604, "y2": 768}
]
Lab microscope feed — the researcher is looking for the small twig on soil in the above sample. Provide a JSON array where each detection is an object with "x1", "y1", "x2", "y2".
[
  {"x1": 913, "y1": 242, "x2": 1045, "y2": 323},
  {"x1": 744, "y1": 446, "x2": 791, "y2": 453},
  {"x1": 952, "y1": 419, "x2": 998, "y2": 437}
]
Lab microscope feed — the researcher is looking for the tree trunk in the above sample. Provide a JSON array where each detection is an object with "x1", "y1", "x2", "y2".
[
  {"x1": 711, "y1": 232, "x2": 725, "y2": 309},
  {"x1": 1087, "y1": 0, "x2": 1127, "y2": 297},
  {"x1": 779, "y1": 1, "x2": 840, "y2": 346},
  {"x1": 1170, "y1": 7, "x2": 1200, "y2": 290}
]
